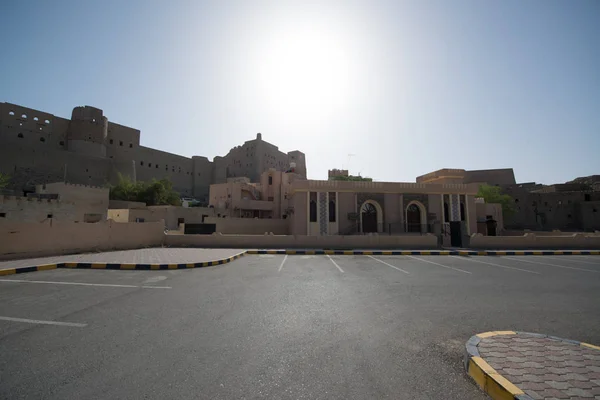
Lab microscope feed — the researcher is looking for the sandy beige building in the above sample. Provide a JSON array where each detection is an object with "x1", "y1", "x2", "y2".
[
  {"x1": 0, "y1": 182, "x2": 108, "y2": 223},
  {"x1": 207, "y1": 169, "x2": 484, "y2": 246},
  {"x1": 0, "y1": 102, "x2": 306, "y2": 203}
]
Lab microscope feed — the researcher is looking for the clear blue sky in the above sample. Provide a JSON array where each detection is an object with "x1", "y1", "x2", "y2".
[{"x1": 1, "y1": 0, "x2": 598, "y2": 184}]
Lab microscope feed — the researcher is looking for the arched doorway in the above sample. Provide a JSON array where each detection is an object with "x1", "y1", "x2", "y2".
[
  {"x1": 406, "y1": 204, "x2": 421, "y2": 232},
  {"x1": 405, "y1": 201, "x2": 426, "y2": 233},
  {"x1": 361, "y1": 202, "x2": 378, "y2": 233}
]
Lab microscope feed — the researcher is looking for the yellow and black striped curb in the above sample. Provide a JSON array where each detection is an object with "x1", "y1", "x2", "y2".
[
  {"x1": 464, "y1": 331, "x2": 600, "y2": 400},
  {"x1": 248, "y1": 249, "x2": 600, "y2": 256},
  {"x1": 0, "y1": 252, "x2": 246, "y2": 276}
]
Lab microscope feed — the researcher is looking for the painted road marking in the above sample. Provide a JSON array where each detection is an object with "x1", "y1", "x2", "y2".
[
  {"x1": 143, "y1": 276, "x2": 168, "y2": 284},
  {"x1": 406, "y1": 256, "x2": 472, "y2": 274},
  {"x1": 278, "y1": 254, "x2": 288, "y2": 272},
  {"x1": 0, "y1": 316, "x2": 87, "y2": 327},
  {"x1": 0, "y1": 279, "x2": 172, "y2": 289},
  {"x1": 326, "y1": 255, "x2": 344, "y2": 273},
  {"x1": 557, "y1": 257, "x2": 600, "y2": 266},
  {"x1": 451, "y1": 256, "x2": 540, "y2": 275},
  {"x1": 367, "y1": 255, "x2": 410, "y2": 274},
  {"x1": 505, "y1": 257, "x2": 600, "y2": 273}
]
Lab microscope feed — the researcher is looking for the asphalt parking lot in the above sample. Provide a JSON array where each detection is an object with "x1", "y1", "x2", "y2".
[{"x1": 1, "y1": 254, "x2": 599, "y2": 400}]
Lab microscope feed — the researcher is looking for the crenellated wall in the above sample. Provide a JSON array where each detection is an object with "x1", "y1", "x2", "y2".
[
  {"x1": 1, "y1": 102, "x2": 306, "y2": 203},
  {"x1": 0, "y1": 195, "x2": 76, "y2": 222}
]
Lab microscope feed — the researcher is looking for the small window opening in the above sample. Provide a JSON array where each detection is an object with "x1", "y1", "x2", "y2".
[{"x1": 310, "y1": 200, "x2": 317, "y2": 222}]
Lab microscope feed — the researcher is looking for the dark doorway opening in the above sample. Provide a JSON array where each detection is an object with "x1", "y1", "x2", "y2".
[
  {"x1": 406, "y1": 204, "x2": 421, "y2": 232},
  {"x1": 361, "y1": 203, "x2": 378, "y2": 233}
]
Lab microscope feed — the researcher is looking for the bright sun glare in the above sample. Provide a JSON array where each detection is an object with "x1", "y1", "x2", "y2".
[{"x1": 255, "y1": 26, "x2": 358, "y2": 118}]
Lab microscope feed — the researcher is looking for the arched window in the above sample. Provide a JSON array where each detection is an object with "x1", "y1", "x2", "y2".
[
  {"x1": 310, "y1": 200, "x2": 317, "y2": 222},
  {"x1": 21, "y1": 114, "x2": 27, "y2": 119},
  {"x1": 33, "y1": 116, "x2": 39, "y2": 121},
  {"x1": 329, "y1": 200, "x2": 336, "y2": 222},
  {"x1": 444, "y1": 202, "x2": 449, "y2": 222},
  {"x1": 8, "y1": 111, "x2": 15, "y2": 116},
  {"x1": 460, "y1": 203, "x2": 465, "y2": 221}
]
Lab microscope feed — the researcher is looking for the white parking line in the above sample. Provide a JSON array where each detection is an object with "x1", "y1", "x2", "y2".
[
  {"x1": 577, "y1": 256, "x2": 600, "y2": 260},
  {"x1": 367, "y1": 255, "x2": 410, "y2": 274},
  {"x1": 0, "y1": 316, "x2": 87, "y2": 327},
  {"x1": 278, "y1": 255, "x2": 288, "y2": 272},
  {"x1": 450, "y1": 256, "x2": 540, "y2": 275},
  {"x1": 0, "y1": 279, "x2": 172, "y2": 289},
  {"x1": 326, "y1": 255, "x2": 344, "y2": 273},
  {"x1": 505, "y1": 257, "x2": 599, "y2": 273},
  {"x1": 555, "y1": 257, "x2": 600, "y2": 266},
  {"x1": 406, "y1": 256, "x2": 472, "y2": 274}
]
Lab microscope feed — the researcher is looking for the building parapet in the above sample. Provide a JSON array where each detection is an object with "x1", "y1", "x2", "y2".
[
  {"x1": 416, "y1": 169, "x2": 466, "y2": 183},
  {"x1": 289, "y1": 180, "x2": 479, "y2": 194},
  {"x1": 0, "y1": 195, "x2": 62, "y2": 204}
]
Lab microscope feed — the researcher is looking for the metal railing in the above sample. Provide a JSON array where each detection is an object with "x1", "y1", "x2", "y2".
[{"x1": 335, "y1": 222, "x2": 434, "y2": 235}]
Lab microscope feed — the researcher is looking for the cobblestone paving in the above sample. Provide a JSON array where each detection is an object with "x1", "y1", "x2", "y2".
[
  {"x1": 0, "y1": 248, "x2": 246, "y2": 270},
  {"x1": 478, "y1": 333, "x2": 600, "y2": 399}
]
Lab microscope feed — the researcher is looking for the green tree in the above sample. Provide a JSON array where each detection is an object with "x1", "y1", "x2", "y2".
[
  {"x1": 477, "y1": 184, "x2": 515, "y2": 218},
  {"x1": 330, "y1": 175, "x2": 373, "y2": 182},
  {"x1": 109, "y1": 174, "x2": 181, "y2": 206},
  {"x1": 0, "y1": 173, "x2": 9, "y2": 189},
  {"x1": 109, "y1": 174, "x2": 140, "y2": 202}
]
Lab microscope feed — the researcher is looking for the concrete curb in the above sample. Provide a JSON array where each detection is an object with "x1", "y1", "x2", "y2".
[
  {"x1": 248, "y1": 249, "x2": 600, "y2": 255},
  {"x1": 464, "y1": 331, "x2": 600, "y2": 400},
  {"x1": 1, "y1": 249, "x2": 597, "y2": 276},
  {"x1": 0, "y1": 251, "x2": 247, "y2": 276}
]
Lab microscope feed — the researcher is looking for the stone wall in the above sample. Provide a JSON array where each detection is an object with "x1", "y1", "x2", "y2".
[
  {"x1": 0, "y1": 219, "x2": 164, "y2": 259},
  {"x1": 470, "y1": 232, "x2": 600, "y2": 249},
  {"x1": 108, "y1": 205, "x2": 217, "y2": 230},
  {"x1": 502, "y1": 188, "x2": 600, "y2": 231},
  {"x1": 165, "y1": 232, "x2": 438, "y2": 249},
  {"x1": 0, "y1": 195, "x2": 76, "y2": 222},
  {"x1": 38, "y1": 182, "x2": 109, "y2": 221},
  {"x1": 1, "y1": 102, "x2": 306, "y2": 202},
  {"x1": 203, "y1": 217, "x2": 289, "y2": 235}
]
